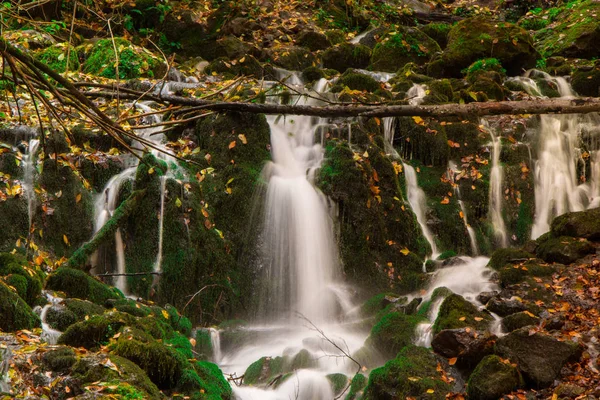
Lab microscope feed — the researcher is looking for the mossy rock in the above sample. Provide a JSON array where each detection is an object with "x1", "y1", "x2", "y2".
[
  {"x1": 420, "y1": 23, "x2": 452, "y2": 49},
  {"x1": 327, "y1": 373, "x2": 349, "y2": 396},
  {"x1": 337, "y1": 70, "x2": 381, "y2": 92},
  {"x1": 297, "y1": 30, "x2": 331, "y2": 51},
  {"x1": 166, "y1": 331, "x2": 194, "y2": 359},
  {"x1": 367, "y1": 312, "x2": 426, "y2": 356},
  {"x1": 0, "y1": 197, "x2": 28, "y2": 252},
  {"x1": 0, "y1": 281, "x2": 40, "y2": 332},
  {"x1": 46, "y1": 268, "x2": 123, "y2": 305},
  {"x1": 302, "y1": 66, "x2": 325, "y2": 82},
  {"x1": 488, "y1": 248, "x2": 534, "y2": 270},
  {"x1": 63, "y1": 298, "x2": 105, "y2": 319},
  {"x1": 370, "y1": 26, "x2": 440, "y2": 72},
  {"x1": 204, "y1": 55, "x2": 269, "y2": 79},
  {"x1": 434, "y1": 17, "x2": 538, "y2": 77},
  {"x1": 83, "y1": 38, "x2": 164, "y2": 79},
  {"x1": 467, "y1": 77, "x2": 507, "y2": 101},
  {"x1": 535, "y1": 0, "x2": 600, "y2": 58},
  {"x1": 42, "y1": 347, "x2": 77, "y2": 372},
  {"x1": 467, "y1": 355, "x2": 523, "y2": 400},
  {"x1": 46, "y1": 305, "x2": 77, "y2": 332},
  {"x1": 433, "y1": 293, "x2": 492, "y2": 334},
  {"x1": 270, "y1": 46, "x2": 316, "y2": 71},
  {"x1": 571, "y1": 63, "x2": 600, "y2": 97},
  {"x1": 322, "y1": 43, "x2": 371, "y2": 73},
  {"x1": 363, "y1": 345, "x2": 451, "y2": 400},
  {"x1": 325, "y1": 29, "x2": 347, "y2": 45},
  {"x1": 0, "y1": 253, "x2": 44, "y2": 306},
  {"x1": 536, "y1": 235, "x2": 595, "y2": 264},
  {"x1": 498, "y1": 259, "x2": 555, "y2": 286},
  {"x1": 290, "y1": 349, "x2": 317, "y2": 370},
  {"x1": 423, "y1": 79, "x2": 453, "y2": 104},
  {"x1": 550, "y1": 207, "x2": 600, "y2": 240},
  {"x1": 72, "y1": 354, "x2": 162, "y2": 399},
  {"x1": 244, "y1": 356, "x2": 287, "y2": 386},
  {"x1": 193, "y1": 361, "x2": 233, "y2": 399},
  {"x1": 502, "y1": 311, "x2": 540, "y2": 332},
  {"x1": 361, "y1": 293, "x2": 407, "y2": 317},
  {"x1": 464, "y1": 58, "x2": 506, "y2": 83},
  {"x1": 346, "y1": 373, "x2": 367, "y2": 400},
  {"x1": 110, "y1": 298, "x2": 152, "y2": 318},
  {"x1": 111, "y1": 336, "x2": 189, "y2": 389},
  {"x1": 194, "y1": 329, "x2": 214, "y2": 360},
  {"x1": 34, "y1": 43, "x2": 79, "y2": 73},
  {"x1": 58, "y1": 311, "x2": 136, "y2": 349}
]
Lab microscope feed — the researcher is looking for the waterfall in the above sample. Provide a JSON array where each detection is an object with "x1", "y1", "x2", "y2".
[
  {"x1": 154, "y1": 175, "x2": 167, "y2": 280},
  {"x1": 448, "y1": 161, "x2": 479, "y2": 255},
  {"x1": 407, "y1": 83, "x2": 427, "y2": 106},
  {"x1": 403, "y1": 163, "x2": 439, "y2": 258},
  {"x1": 509, "y1": 71, "x2": 600, "y2": 238},
  {"x1": 258, "y1": 78, "x2": 340, "y2": 324},
  {"x1": 36, "y1": 292, "x2": 63, "y2": 345},
  {"x1": 382, "y1": 117, "x2": 399, "y2": 158},
  {"x1": 209, "y1": 328, "x2": 222, "y2": 363},
  {"x1": 22, "y1": 138, "x2": 39, "y2": 230},
  {"x1": 483, "y1": 121, "x2": 508, "y2": 247}
]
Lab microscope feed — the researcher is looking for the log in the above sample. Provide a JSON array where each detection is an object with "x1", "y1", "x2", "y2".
[
  {"x1": 82, "y1": 90, "x2": 600, "y2": 118},
  {"x1": 65, "y1": 190, "x2": 146, "y2": 270}
]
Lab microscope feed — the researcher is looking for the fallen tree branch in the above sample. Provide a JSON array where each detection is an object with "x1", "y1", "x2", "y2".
[
  {"x1": 65, "y1": 190, "x2": 146, "y2": 270},
  {"x1": 81, "y1": 90, "x2": 600, "y2": 118},
  {"x1": 95, "y1": 271, "x2": 161, "y2": 277}
]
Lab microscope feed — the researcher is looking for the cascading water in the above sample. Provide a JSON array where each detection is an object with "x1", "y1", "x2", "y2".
[
  {"x1": 509, "y1": 71, "x2": 600, "y2": 238},
  {"x1": 403, "y1": 163, "x2": 439, "y2": 259},
  {"x1": 35, "y1": 292, "x2": 63, "y2": 345},
  {"x1": 483, "y1": 121, "x2": 509, "y2": 248},
  {"x1": 407, "y1": 83, "x2": 427, "y2": 106},
  {"x1": 154, "y1": 175, "x2": 167, "y2": 282},
  {"x1": 22, "y1": 138, "x2": 39, "y2": 230},
  {"x1": 447, "y1": 161, "x2": 479, "y2": 255}
]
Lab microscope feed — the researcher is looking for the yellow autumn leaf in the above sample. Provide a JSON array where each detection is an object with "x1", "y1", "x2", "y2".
[
  {"x1": 474, "y1": 317, "x2": 483, "y2": 321},
  {"x1": 412, "y1": 116, "x2": 424, "y2": 125},
  {"x1": 76, "y1": 193, "x2": 82, "y2": 203},
  {"x1": 238, "y1": 134, "x2": 247, "y2": 144},
  {"x1": 400, "y1": 248, "x2": 410, "y2": 256},
  {"x1": 228, "y1": 141, "x2": 236, "y2": 149},
  {"x1": 63, "y1": 235, "x2": 70, "y2": 246},
  {"x1": 427, "y1": 389, "x2": 435, "y2": 394},
  {"x1": 459, "y1": 316, "x2": 466, "y2": 321},
  {"x1": 161, "y1": 309, "x2": 169, "y2": 319},
  {"x1": 189, "y1": 338, "x2": 197, "y2": 347},
  {"x1": 148, "y1": 167, "x2": 155, "y2": 174}
]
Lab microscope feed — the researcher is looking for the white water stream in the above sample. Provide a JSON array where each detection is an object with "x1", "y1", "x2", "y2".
[
  {"x1": 483, "y1": 121, "x2": 509, "y2": 248},
  {"x1": 22, "y1": 138, "x2": 39, "y2": 230}
]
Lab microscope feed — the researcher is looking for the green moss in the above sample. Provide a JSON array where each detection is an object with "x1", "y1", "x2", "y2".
[
  {"x1": 270, "y1": 46, "x2": 316, "y2": 71},
  {"x1": 63, "y1": 298, "x2": 105, "y2": 319},
  {"x1": 46, "y1": 267, "x2": 123, "y2": 305},
  {"x1": 58, "y1": 311, "x2": 135, "y2": 349},
  {"x1": 346, "y1": 373, "x2": 367, "y2": 400},
  {"x1": 0, "y1": 281, "x2": 40, "y2": 332},
  {"x1": 244, "y1": 356, "x2": 287, "y2": 386},
  {"x1": 367, "y1": 312, "x2": 426, "y2": 356},
  {"x1": 467, "y1": 355, "x2": 523, "y2": 400},
  {"x1": 165, "y1": 304, "x2": 192, "y2": 336},
  {"x1": 3, "y1": 274, "x2": 28, "y2": 301},
  {"x1": 536, "y1": 235, "x2": 595, "y2": 264},
  {"x1": 302, "y1": 66, "x2": 325, "y2": 82},
  {"x1": 420, "y1": 23, "x2": 452, "y2": 48},
  {"x1": 34, "y1": 44, "x2": 79, "y2": 73},
  {"x1": 337, "y1": 71, "x2": 380, "y2": 92},
  {"x1": 83, "y1": 38, "x2": 162, "y2": 79},
  {"x1": 370, "y1": 26, "x2": 440, "y2": 72},
  {"x1": 550, "y1": 207, "x2": 600, "y2": 240},
  {"x1": 290, "y1": 349, "x2": 317, "y2": 370},
  {"x1": 167, "y1": 332, "x2": 194, "y2": 359},
  {"x1": 112, "y1": 298, "x2": 152, "y2": 318},
  {"x1": 502, "y1": 311, "x2": 540, "y2": 332},
  {"x1": 46, "y1": 306, "x2": 77, "y2": 331},
  {"x1": 195, "y1": 329, "x2": 214, "y2": 360},
  {"x1": 433, "y1": 293, "x2": 492, "y2": 334},
  {"x1": 361, "y1": 293, "x2": 406, "y2": 317},
  {"x1": 112, "y1": 336, "x2": 189, "y2": 389},
  {"x1": 498, "y1": 260, "x2": 555, "y2": 286},
  {"x1": 363, "y1": 345, "x2": 451, "y2": 400},
  {"x1": 423, "y1": 79, "x2": 454, "y2": 104},
  {"x1": 42, "y1": 347, "x2": 77, "y2": 372},
  {"x1": 194, "y1": 361, "x2": 233, "y2": 399},
  {"x1": 322, "y1": 43, "x2": 371, "y2": 73},
  {"x1": 327, "y1": 373, "x2": 349, "y2": 396},
  {"x1": 488, "y1": 248, "x2": 534, "y2": 270},
  {"x1": 0, "y1": 253, "x2": 44, "y2": 306}
]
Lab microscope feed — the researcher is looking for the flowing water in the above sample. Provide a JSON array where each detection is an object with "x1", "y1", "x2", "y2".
[
  {"x1": 508, "y1": 71, "x2": 600, "y2": 238},
  {"x1": 403, "y1": 163, "x2": 439, "y2": 259},
  {"x1": 447, "y1": 161, "x2": 479, "y2": 255},
  {"x1": 36, "y1": 292, "x2": 63, "y2": 345},
  {"x1": 22, "y1": 138, "x2": 39, "y2": 230},
  {"x1": 483, "y1": 121, "x2": 509, "y2": 248}
]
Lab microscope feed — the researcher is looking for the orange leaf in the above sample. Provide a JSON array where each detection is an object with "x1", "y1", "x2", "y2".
[
  {"x1": 228, "y1": 141, "x2": 236, "y2": 149},
  {"x1": 448, "y1": 357, "x2": 457, "y2": 366}
]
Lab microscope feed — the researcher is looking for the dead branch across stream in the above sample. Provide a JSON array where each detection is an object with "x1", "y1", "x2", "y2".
[{"x1": 95, "y1": 271, "x2": 162, "y2": 277}]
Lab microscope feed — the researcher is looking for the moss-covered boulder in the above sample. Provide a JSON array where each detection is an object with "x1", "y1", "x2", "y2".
[
  {"x1": 190, "y1": 361, "x2": 233, "y2": 398},
  {"x1": 502, "y1": 311, "x2": 540, "y2": 332},
  {"x1": 432, "y1": 17, "x2": 538, "y2": 77},
  {"x1": 297, "y1": 30, "x2": 331, "y2": 51},
  {"x1": 550, "y1": 207, "x2": 600, "y2": 240},
  {"x1": 370, "y1": 26, "x2": 440, "y2": 72},
  {"x1": 244, "y1": 356, "x2": 287, "y2": 386},
  {"x1": 111, "y1": 336, "x2": 189, "y2": 389},
  {"x1": 367, "y1": 312, "x2": 426, "y2": 356},
  {"x1": 58, "y1": 311, "x2": 135, "y2": 349},
  {"x1": 83, "y1": 38, "x2": 164, "y2": 79},
  {"x1": 0, "y1": 253, "x2": 44, "y2": 306},
  {"x1": 336, "y1": 70, "x2": 381, "y2": 93},
  {"x1": 63, "y1": 298, "x2": 105, "y2": 319},
  {"x1": 363, "y1": 345, "x2": 451, "y2": 400},
  {"x1": 535, "y1": 0, "x2": 600, "y2": 58},
  {"x1": 571, "y1": 63, "x2": 600, "y2": 97},
  {"x1": 536, "y1": 235, "x2": 595, "y2": 264},
  {"x1": 270, "y1": 46, "x2": 316, "y2": 71},
  {"x1": 433, "y1": 294, "x2": 493, "y2": 334},
  {"x1": 346, "y1": 373, "x2": 367, "y2": 400},
  {"x1": 322, "y1": 43, "x2": 371, "y2": 73},
  {"x1": 327, "y1": 373, "x2": 349, "y2": 396},
  {"x1": 46, "y1": 305, "x2": 77, "y2": 332},
  {"x1": 205, "y1": 55, "x2": 270, "y2": 79},
  {"x1": 0, "y1": 281, "x2": 40, "y2": 332},
  {"x1": 497, "y1": 259, "x2": 555, "y2": 287},
  {"x1": 46, "y1": 268, "x2": 123, "y2": 305},
  {"x1": 488, "y1": 248, "x2": 534, "y2": 270},
  {"x1": 34, "y1": 43, "x2": 79, "y2": 73},
  {"x1": 420, "y1": 23, "x2": 452, "y2": 49},
  {"x1": 42, "y1": 346, "x2": 77, "y2": 372},
  {"x1": 495, "y1": 327, "x2": 581, "y2": 387},
  {"x1": 467, "y1": 355, "x2": 523, "y2": 400}
]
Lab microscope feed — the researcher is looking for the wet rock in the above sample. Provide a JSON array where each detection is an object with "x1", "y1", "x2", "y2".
[
  {"x1": 544, "y1": 314, "x2": 566, "y2": 331},
  {"x1": 467, "y1": 355, "x2": 523, "y2": 400},
  {"x1": 269, "y1": 46, "x2": 316, "y2": 71},
  {"x1": 244, "y1": 355, "x2": 287, "y2": 386},
  {"x1": 363, "y1": 346, "x2": 451, "y2": 400},
  {"x1": 0, "y1": 281, "x2": 40, "y2": 332},
  {"x1": 488, "y1": 248, "x2": 534, "y2": 270},
  {"x1": 367, "y1": 312, "x2": 426, "y2": 356},
  {"x1": 496, "y1": 327, "x2": 582, "y2": 387},
  {"x1": 555, "y1": 383, "x2": 586, "y2": 398},
  {"x1": 502, "y1": 311, "x2": 540, "y2": 332},
  {"x1": 322, "y1": 43, "x2": 371, "y2": 73},
  {"x1": 486, "y1": 296, "x2": 526, "y2": 317},
  {"x1": 356, "y1": 26, "x2": 388, "y2": 49},
  {"x1": 222, "y1": 16, "x2": 261, "y2": 37},
  {"x1": 433, "y1": 294, "x2": 493, "y2": 334},
  {"x1": 536, "y1": 235, "x2": 595, "y2": 264},
  {"x1": 550, "y1": 208, "x2": 600, "y2": 241},
  {"x1": 477, "y1": 291, "x2": 498, "y2": 305},
  {"x1": 296, "y1": 30, "x2": 331, "y2": 51},
  {"x1": 431, "y1": 328, "x2": 496, "y2": 369},
  {"x1": 370, "y1": 26, "x2": 440, "y2": 72}
]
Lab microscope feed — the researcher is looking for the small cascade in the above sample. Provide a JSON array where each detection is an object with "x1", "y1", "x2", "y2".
[
  {"x1": 382, "y1": 117, "x2": 399, "y2": 158},
  {"x1": 209, "y1": 328, "x2": 222, "y2": 363},
  {"x1": 154, "y1": 175, "x2": 168, "y2": 281},
  {"x1": 483, "y1": 121, "x2": 508, "y2": 247},
  {"x1": 407, "y1": 83, "x2": 427, "y2": 106},
  {"x1": 447, "y1": 162, "x2": 479, "y2": 255},
  {"x1": 414, "y1": 256, "x2": 496, "y2": 347},
  {"x1": 403, "y1": 163, "x2": 439, "y2": 259},
  {"x1": 22, "y1": 138, "x2": 39, "y2": 230},
  {"x1": 37, "y1": 292, "x2": 63, "y2": 345},
  {"x1": 233, "y1": 370, "x2": 334, "y2": 400},
  {"x1": 509, "y1": 72, "x2": 600, "y2": 238}
]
